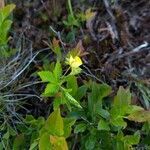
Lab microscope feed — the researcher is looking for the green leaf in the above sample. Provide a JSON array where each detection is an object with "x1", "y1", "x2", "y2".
[
  {"x1": 98, "y1": 84, "x2": 112, "y2": 100},
  {"x1": 63, "y1": 118, "x2": 76, "y2": 138},
  {"x1": 96, "y1": 108, "x2": 110, "y2": 119},
  {"x1": 0, "y1": 143, "x2": 3, "y2": 150},
  {"x1": 85, "y1": 135, "x2": 96, "y2": 150},
  {"x1": 87, "y1": 82, "x2": 111, "y2": 120},
  {"x1": 7, "y1": 125, "x2": 16, "y2": 136},
  {"x1": 113, "y1": 87, "x2": 131, "y2": 115},
  {"x1": 66, "y1": 75, "x2": 78, "y2": 96},
  {"x1": 90, "y1": 82, "x2": 111, "y2": 103},
  {"x1": 75, "y1": 85, "x2": 87, "y2": 101},
  {"x1": 0, "y1": 4, "x2": 16, "y2": 22},
  {"x1": 0, "y1": 20, "x2": 12, "y2": 43},
  {"x1": 50, "y1": 135, "x2": 68, "y2": 150},
  {"x1": 110, "y1": 87, "x2": 131, "y2": 128},
  {"x1": 24, "y1": 115, "x2": 36, "y2": 124},
  {"x1": 3, "y1": 131, "x2": 10, "y2": 139},
  {"x1": 74, "y1": 123, "x2": 87, "y2": 133},
  {"x1": 142, "y1": 122, "x2": 150, "y2": 134},
  {"x1": 124, "y1": 131, "x2": 140, "y2": 145},
  {"x1": 127, "y1": 110, "x2": 150, "y2": 122},
  {"x1": 53, "y1": 95, "x2": 66, "y2": 109},
  {"x1": 29, "y1": 141, "x2": 38, "y2": 150},
  {"x1": 38, "y1": 71, "x2": 56, "y2": 83},
  {"x1": 127, "y1": 105, "x2": 144, "y2": 114},
  {"x1": 45, "y1": 109, "x2": 64, "y2": 136},
  {"x1": 64, "y1": 91, "x2": 82, "y2": 108},
  {"x1": 70, "y1": 67, "x2": 82, "y2": 75},
  {"x1": 111, "y1": 117, "x2": 127, "y2": 128},
  {"x1": 141, "y1": 134, "x2": 150, "y2": 145},
  {"x1": 53, "y1": 61, "x2": 62, "y2": 81},
  {"x1": 44, "y1": 83, "x2": 59, "y2": 95},
  {"x1": 98, "y1": 119, "x2": 110, "y2": 131},
  {"x1": 13, "y1": 134, "x2": 25, "y2": 150},
  {"x1": 39, "y1": 133, "x2": 51, "y2": 150}
]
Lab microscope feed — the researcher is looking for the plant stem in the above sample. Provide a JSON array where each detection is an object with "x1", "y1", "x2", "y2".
[{"x1": 68, "y1": 0, "x2": 74, "y2": 18}]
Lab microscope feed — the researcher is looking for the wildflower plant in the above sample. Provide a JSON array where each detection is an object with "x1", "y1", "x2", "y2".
[
  {"x1": 38, "y1": 56, "x2": 83, "y2": 109},
  {"x1": 1, "y1": 2, "x2": 150, "y2": 150},
  {"x1": 36, "y1": 40, "x2": 150, "y2": 149}
]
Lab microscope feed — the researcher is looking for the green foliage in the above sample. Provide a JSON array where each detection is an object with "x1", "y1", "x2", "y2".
[
  {"x1": 10, "y1": 109, "x2": 75, "y2": 149},
  {"x1": 63, "y1": 0, "x2": 80, "y2": 28},
  {"x1": 0, "y1": 4, "x2": 15, "y2": 57},
  {"x1": 44, "y1": 108, "x2": 64, "y2": 136},
  {"x1": 38, "y1": 60, "x2": 82, "y2": 109},
  {"x1": 110, "y1": 87, "x2": 132, "y2": 128},
  {"x1": 37, "y1": 56, "x2": 150, "y2": 149},
  {"x1": 1, "y1": 2, "x2": 149, "y2": 150}
]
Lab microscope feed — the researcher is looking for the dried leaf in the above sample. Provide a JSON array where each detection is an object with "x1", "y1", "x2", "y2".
[
  {"x1": 50, "y1": 135, "x2": 68, "y2": 150},
  {"x1": 127, "y1": 110, "x2": 150, "y2": 122},
  {"x1": 85, "y1": 8, "x2": 96, "y2": 21},
  {"x1": 69, "y1": 40, "x2": 88, "y2": 57}
]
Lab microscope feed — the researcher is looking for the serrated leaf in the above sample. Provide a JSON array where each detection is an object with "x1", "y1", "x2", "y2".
[
  {"x1": 38, "y1": 71, "x2": 56, "y2": 83},
  {"x1": 98, "y1": 119, "x2": 110, "y2": 131},
  {"x1": 110, "y1": 87, "x2": 132, "y2": 128},
  {"x1": 53, "y1": 61, "x2": 62, "y2": 81},
  {"x1": 127, "y1": 110, "x2": 150, "y2": 122},
  {"x1": 45, "y1": 109, "x2": 64, "y2": 136},
  {"x1": 44, "y1": 83, "x2": 59, "y2": 95},
  {"x1": 39, "y1": 133, "x2": 51, "y2": 150},
  {"x1": 113, "y1": 87, "x2": 131, "y2": 114}
]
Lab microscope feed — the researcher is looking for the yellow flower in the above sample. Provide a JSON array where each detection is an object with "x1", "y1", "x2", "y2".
[{"x1": 66, "y1": 55, "x2": 82, "y2": 69}]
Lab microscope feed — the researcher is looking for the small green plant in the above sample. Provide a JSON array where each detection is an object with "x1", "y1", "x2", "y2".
[
  {"x1": 1, "y1": 2, "x2": 149, "y2": 150},
  {"x1": 35, "y1": 41, "x2": 150, "y2": 149},
  {"x1": 71, "y1": 83, "x2": 149, "y2": 149},
  {"x1": 38, "y1": 55, "x2": 83, "y2": 110},
  {"x1": 63, "y1": 0, "x2": 82, "y2": 42},
  {"x1": 63, "y1": 0, "x2": 80, "y2": 28}
]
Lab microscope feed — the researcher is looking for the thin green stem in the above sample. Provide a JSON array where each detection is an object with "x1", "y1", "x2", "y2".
[{"x1": 68, "y1": 0, "x2": 74, "y2": 18}]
